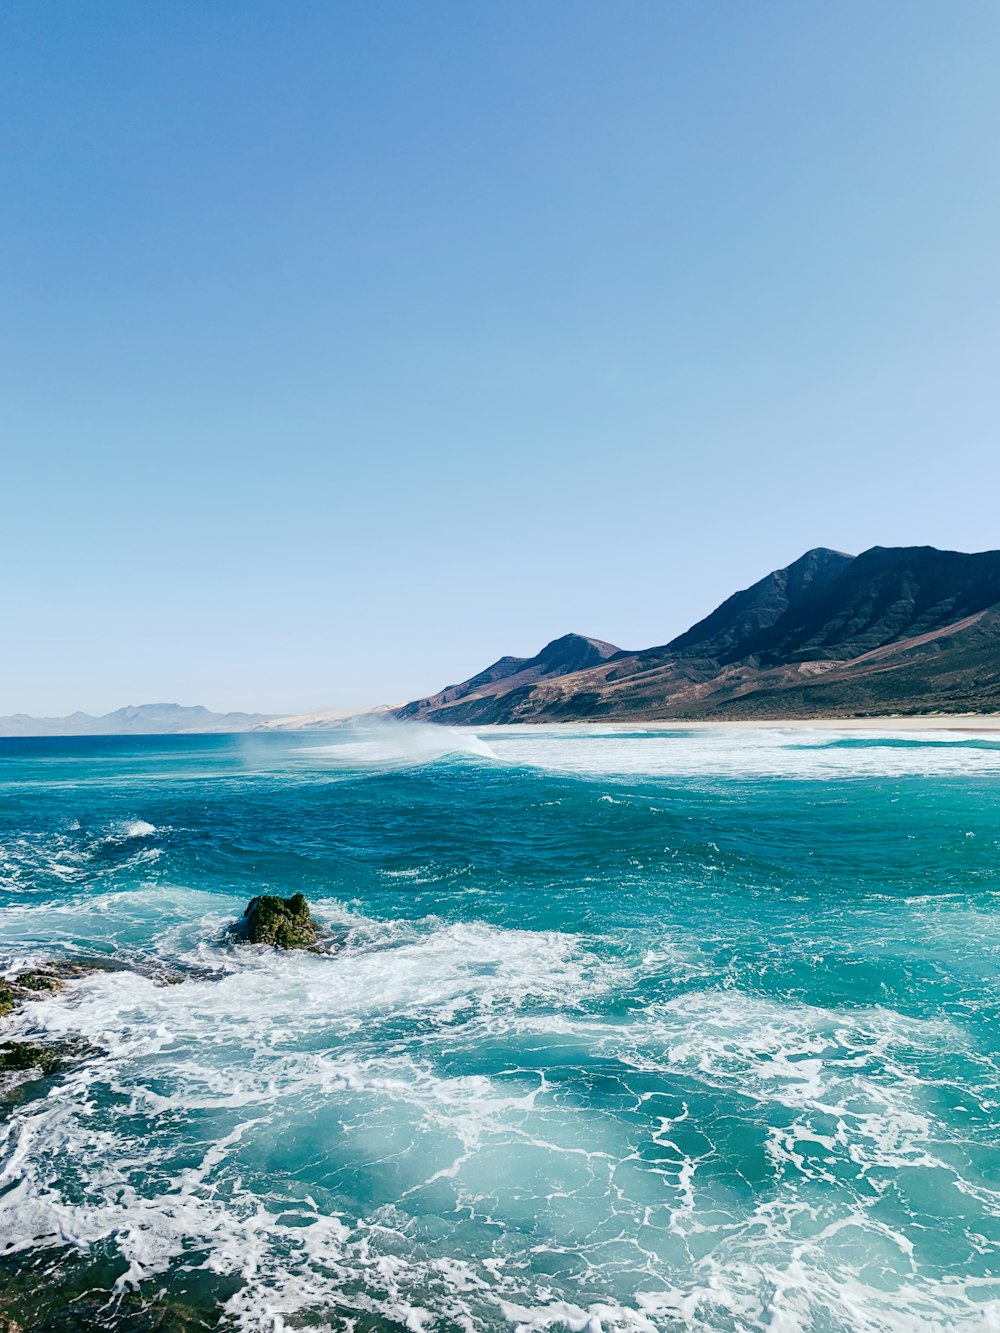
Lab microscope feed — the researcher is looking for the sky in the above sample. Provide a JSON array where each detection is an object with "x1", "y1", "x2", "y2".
[{"x1": 2, "y1": 2, "x2": 999, "y2": 716}]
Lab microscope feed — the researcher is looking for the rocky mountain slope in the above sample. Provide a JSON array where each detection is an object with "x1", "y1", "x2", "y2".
[
  {"x1": 396, "y1": 546, "x2": 1000, "y2": 722},
  {"x1": 395, "y1": 634, "x2": 620, "y2": 721}
]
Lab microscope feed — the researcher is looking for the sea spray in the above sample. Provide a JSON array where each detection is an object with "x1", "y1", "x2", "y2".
[{"x1": 296, "y1": 716, "x2": 499, "y2": 768}]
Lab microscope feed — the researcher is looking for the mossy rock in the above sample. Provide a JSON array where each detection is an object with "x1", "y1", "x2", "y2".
[
  {"x1": 14, "y1": 970, "x2": 64, "y2": 995},
  {"x1": 241, "y1": 893, "x2": 318, "y2": 949},
  {"x1": 1, "y1": 959, "x2": 117, "y2": 1019},
  {"x1": 0, "y1": 1042, "x2": 61, "y2": 1076},
  {"x1": 0, "y1": 1246, "x2": 236, "y2": 1330}
]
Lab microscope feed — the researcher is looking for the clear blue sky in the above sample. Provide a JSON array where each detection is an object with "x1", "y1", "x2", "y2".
[{"x1": 2, "y1": 2, "x2": 999, "y2": 715}]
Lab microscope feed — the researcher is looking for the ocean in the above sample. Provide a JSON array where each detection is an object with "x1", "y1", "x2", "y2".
[{"x1": 0, "y1": 722, "x2": 998, "y2": 1331}]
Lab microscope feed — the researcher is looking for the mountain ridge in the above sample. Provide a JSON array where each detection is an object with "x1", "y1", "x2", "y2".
[
  {"x1": 395, "y1": 633, "x2": 620, "y2": 721},
  {"x1": 395, "y1": 545, "x2": 1000, "y2": 723},
  {"x1": 8, "y1": 546, "x2": 1000, "y2": 733}
]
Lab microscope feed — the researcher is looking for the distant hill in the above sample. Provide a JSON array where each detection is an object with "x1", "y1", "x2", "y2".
[
  {"x1": 395, "y1": 546, "x2": 1000, "y2": 722},
  {"x1": 0, "y1": 703, "x2": 275, "y2": 737},
  {"x1": 395, "y1": 633, "x2": 620, "y2": 722}
]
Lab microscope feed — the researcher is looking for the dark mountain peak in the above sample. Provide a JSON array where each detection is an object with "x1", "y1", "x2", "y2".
[
  {"x1": 788, "y1": 546, "x2": 855, "y2": 573},
  {"x1": 860, "y1": 543, "x2": 937, "y2": 556},
  {"x1": 393, "y1": 633, "x2": 620, "y2": 721},
  {"x1": 775, "y1": 547, "x2": 857, "y2": 604},
  {"x1": 529, "y1": 634, "x2": 621, "y2": 675},
  {"x1": 794, "y1": 545, "x2": 854, "y2": 562},
  {"x1": 852, "y1": 543, "x2": 998, "y2": 573},
  {"x1": 772, "y1": 543, "x2": 1000, "y2": 662},
  {"x1": 664, "y1": 547, "x2": 855, "y2": 663}
]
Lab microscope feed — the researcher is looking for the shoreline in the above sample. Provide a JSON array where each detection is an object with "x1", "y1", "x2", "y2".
[
  {"x1": 2, "y1": 713, "x2": 999, "y2": 741},
  {"x1": 475, "y1": 714, "x2": 1000, "y2": 734}
]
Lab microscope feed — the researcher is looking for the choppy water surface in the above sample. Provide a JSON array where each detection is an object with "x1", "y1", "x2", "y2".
[{"x1": 1, "y1": 723, "x2": 999, "y2": 1331}]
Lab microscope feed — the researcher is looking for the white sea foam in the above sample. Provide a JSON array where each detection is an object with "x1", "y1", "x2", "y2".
[
  {"x1": 2, "y1": 905, "x2": 997, "y2": 1330},
  {"x1": 483, "y1": 725, "x2": 1000, "y2": 781},
  {"x1": 104, "y1": 818, "x2": 159, "y2": 840},
  {"x1": 0, "y1": 819, "x2": 163, "y2": 901},
  {"x1": 0, "y1": 907, "x2": 624, "y2": 1328}
]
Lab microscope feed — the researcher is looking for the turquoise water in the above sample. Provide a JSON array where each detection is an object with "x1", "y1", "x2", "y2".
[{"x1": 1, "y1": 722, "x2": 999, "y2": 1331}]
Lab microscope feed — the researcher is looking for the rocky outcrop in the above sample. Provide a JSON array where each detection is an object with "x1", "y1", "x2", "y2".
[
  {"x1": 0, "y1": 1041, "x2": 61, "y2": 1076},
  {"x1": 0, "y1": 964, "x2": 106, "y2": 1086},
  {"x1": 0, "y1": 964, "x2": 83, "y2": 1016},
  {"x1": 240, "y1": 894, "x2": 318, "y2": 949},
  {"x1": 0, "y1": 961, "x2": 114, "y2": 1018}
]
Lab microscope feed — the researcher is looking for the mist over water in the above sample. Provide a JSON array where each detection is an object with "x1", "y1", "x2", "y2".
[
  {"x1": 1, "y1": 723, "x2": 999, "y2": 1330},
  {"x1": 295, "y1": 718, "x2": 498, "y2": 768}
]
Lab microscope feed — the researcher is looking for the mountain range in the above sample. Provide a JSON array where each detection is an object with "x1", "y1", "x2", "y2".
[
  {"x1": 5, "y1": 545, "x2": 999, "y2": 734},
  {"x1": 395, "y1": 545, "x2": 1000, "y2": 723},
  {"x1": 0, "y1": 703, "x2": 274, "y2": 737}
]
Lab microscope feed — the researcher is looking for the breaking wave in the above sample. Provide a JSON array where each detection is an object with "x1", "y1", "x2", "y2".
[{"x1": 295, "y1": 718, "x2": 498, "y2": 769}]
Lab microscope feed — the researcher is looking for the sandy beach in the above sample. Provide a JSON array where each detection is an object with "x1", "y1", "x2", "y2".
[{"x1": 479, "y1": 714, "x2": 1000, "y2": 735}]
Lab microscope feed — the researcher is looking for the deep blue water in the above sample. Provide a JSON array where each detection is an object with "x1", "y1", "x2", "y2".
[{"x1": 1, "y1": 723, "x2": 999, "y2": 1331}]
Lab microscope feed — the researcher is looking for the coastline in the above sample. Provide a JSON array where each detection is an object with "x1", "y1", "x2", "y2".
[
  {"x1": 1, "y1": 714, "x2": 998, "y2": 742},
  {"x1": 476, "y1": 714, "x2": 1000, "y2": 734}
]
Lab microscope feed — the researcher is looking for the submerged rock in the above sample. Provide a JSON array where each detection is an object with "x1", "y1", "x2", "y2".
[
  {"x1": 241, "y1": 893, "x2": 318, "y2": 949},
  {"x1": 0, "y1": 1041, "x2": 61, "y2": 1076},
  {"x1": 0, "y1": 964, "x2": 108, "y2": 1090},
  {"x1": 14, "y1": 970, "x2": 64, "y2": 995},
  {"x1": 0, "y1": 1251, "x2": 233, "y2": 1331},
  {"x1": 0, "y1": 959, "x2": 114, "y2": 1016}
]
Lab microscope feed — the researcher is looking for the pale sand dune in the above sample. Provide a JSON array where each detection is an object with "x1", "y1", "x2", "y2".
[{"x1": 256, "y1": 705, "x2": 399, "y2": 731}]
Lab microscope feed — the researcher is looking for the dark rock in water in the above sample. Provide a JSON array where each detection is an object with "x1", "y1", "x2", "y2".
[
  {"x1": 0, "y1": 959, "x2": 117, "y2": 1018},
  {"x1": 0, "y1": 1038, "x2": 97, "y2": 1094},
  {"x1": 1, "y1": 970, "x2": 68, "y2": 1021},
  {"x1": 0, "y1": 1246, "x2": 236, "y2": 1331},
  {"x1": 14, "y1": 970, "x2": 64, "y2": 995},
  {"x1": 241, "y1": 893, "x2": 318, "y2": 949},
  {"x1": 0, "y1": 1042, "x2": 61, "y2": 1075}
]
